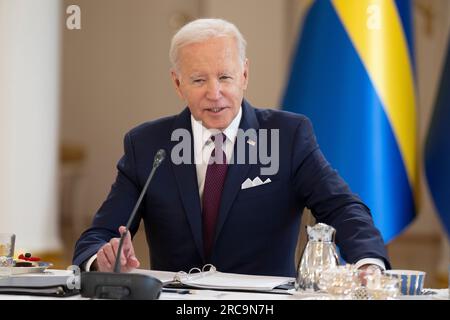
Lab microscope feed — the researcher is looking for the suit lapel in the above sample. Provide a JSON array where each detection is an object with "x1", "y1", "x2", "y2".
[
  {"x1": 213, "y1": 100, "x2": 260, "y2": 247},
  {"x1": 169, "y1": 108, "x2": 204, "y2": 262}
]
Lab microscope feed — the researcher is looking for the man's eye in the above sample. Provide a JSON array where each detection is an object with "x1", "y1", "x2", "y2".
[
  {"x1": 193, "y1": 79, "x2": 205, "y2": 84},
  {"x1": 220, "y1": 76, "x2": 232, "y2": 80}
]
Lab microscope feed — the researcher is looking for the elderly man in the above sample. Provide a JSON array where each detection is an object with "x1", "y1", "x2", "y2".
[{"x1": 73, "y1": 18, "x2": 389, "y2": 276}]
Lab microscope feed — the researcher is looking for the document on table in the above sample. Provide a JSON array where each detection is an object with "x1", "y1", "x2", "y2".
[
  {"x1": 176, "y1": 271, "x2": 293, "y2": 291},
  {"x1": 132, "y1": 267, "x2": 293, "y2": 292}
]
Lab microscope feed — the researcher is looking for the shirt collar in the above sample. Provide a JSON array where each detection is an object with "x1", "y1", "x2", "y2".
[{"x1": 191, "y1": 106, "x2": 242, "y2": 149}]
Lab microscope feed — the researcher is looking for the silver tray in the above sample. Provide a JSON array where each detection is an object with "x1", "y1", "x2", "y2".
[{"x1": 1, "y1": 262, "x2": 53, "y2": 275}]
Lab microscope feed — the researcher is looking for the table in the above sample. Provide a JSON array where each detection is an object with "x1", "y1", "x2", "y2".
[
  {"x1": 0, "y1": 288, "x2": 448, "y2": 300},
  {"x1": 0, "y1": 269, "x2": 448, "y2": 300}
]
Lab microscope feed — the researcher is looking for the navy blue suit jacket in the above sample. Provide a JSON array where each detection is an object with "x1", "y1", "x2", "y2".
[{"x1": 73, "y1": 100, "x2": 390, "y2": 277}]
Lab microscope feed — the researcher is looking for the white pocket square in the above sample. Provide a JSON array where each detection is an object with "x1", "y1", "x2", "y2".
[{"x1": 241, "y1": 177, "x2": 272, "y2": 189}]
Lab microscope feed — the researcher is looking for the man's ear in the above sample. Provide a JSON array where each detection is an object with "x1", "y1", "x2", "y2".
[
  {"x1": 242, "y1": 58, "x2": 249, "y2": 90},
  {"x1": 171, "y1": 70, "x2": 184, "y2": 100}
]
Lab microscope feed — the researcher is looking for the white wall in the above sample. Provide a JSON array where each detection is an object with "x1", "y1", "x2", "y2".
[{"x1": 203, "y1": 0, "x2": 287, "y2": 107}]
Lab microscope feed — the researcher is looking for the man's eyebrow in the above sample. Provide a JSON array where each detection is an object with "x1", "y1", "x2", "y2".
[{"x1": 189, "y1": 73, "x2": 205, "y2": 79}]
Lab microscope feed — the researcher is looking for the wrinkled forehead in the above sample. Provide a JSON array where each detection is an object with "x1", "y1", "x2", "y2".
[
  {"x1": 178, "y1": 39, "x2": 243, "y2": 71},
  {"x1": 175, "y1": 36, "x2": 243, "y2": 72}
]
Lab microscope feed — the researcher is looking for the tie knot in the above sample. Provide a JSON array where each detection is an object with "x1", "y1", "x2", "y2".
[
  {"x1": 211, "y1": 133, "x2": 226, "y2": 143},
  {"x1": 209, "y1": 133, "x2": 227, "y2": 164}
]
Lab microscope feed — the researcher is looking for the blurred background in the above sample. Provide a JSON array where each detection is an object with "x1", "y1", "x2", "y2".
[{"x1": 0, "y1": 0, "x2": 449, "y2": 288}]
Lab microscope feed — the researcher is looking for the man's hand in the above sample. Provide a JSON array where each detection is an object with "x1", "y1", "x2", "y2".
[{"x1": 95, "y1": 226, "x2": 140, "y2": 272}]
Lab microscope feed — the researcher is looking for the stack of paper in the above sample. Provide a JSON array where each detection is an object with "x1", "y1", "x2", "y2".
[{"x1": 176, "y1": 270, "x2": 293, "y2": 291}]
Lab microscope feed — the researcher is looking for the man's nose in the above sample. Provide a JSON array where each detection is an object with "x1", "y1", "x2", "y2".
[{"x1": 206, "y1": 80, "x2": 221, "y2": 100}]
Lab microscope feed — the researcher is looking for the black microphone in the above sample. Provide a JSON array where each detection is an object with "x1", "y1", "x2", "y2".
[
  {"x1": 113, "y1": 149, "x2": 165, "y2": 273},
  {"x1": 81, "y1": 149, "x2": 166, "y2": 300}
]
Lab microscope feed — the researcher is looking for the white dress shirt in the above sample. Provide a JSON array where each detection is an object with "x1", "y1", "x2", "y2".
[
  {"x1": 191, "y1": 107, "x2": 242, "y2": 203},
  {"x1": 85, "y1": 106, "x2": 384, "y2": 271}
]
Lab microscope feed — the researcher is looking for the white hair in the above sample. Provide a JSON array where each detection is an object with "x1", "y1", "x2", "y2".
[{"x1": 169, "y1": 18, "x2": 247, "y2": 71}]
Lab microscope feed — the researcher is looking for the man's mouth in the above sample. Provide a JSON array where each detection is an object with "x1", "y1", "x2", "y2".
[{"x1": 206, "y1": 107, "x2": 227, "y2": 114}]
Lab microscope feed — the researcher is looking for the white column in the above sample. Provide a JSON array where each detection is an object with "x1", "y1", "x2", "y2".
[{"x1": 0, "y1": 0, "x2": 61, "y2": 253}]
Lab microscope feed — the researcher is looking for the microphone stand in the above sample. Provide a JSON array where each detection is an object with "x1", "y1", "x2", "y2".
[{"x1": 81, "y1": 150, "x2": 166, "y2": 300}]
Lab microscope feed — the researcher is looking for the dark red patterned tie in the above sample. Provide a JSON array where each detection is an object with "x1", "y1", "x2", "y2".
[{"x1": 202, "y1": 133, "x2": 228, "y2": 258}]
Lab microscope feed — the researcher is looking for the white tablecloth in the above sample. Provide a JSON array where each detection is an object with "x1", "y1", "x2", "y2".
[{"x1": 0, "y1": 269, "x2": 448, "y2": 300}]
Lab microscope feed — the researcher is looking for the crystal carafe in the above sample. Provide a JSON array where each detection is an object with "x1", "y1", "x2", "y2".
[{"x1": 295, "y1": 223, "x2": 339, "y2": 291}]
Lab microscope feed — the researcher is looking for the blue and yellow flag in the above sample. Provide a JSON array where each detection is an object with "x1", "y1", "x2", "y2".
[
  {"x1": 425, "y1": 39, "x2": 450, "y2": 238},
  {"x1": 283, "y1": 0, "x2": 417, "y2": 243}
]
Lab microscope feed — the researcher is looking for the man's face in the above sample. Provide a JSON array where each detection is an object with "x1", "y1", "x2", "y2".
[{"x1": 171, "y1": 36, "x2": 249, "y2": 130}]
